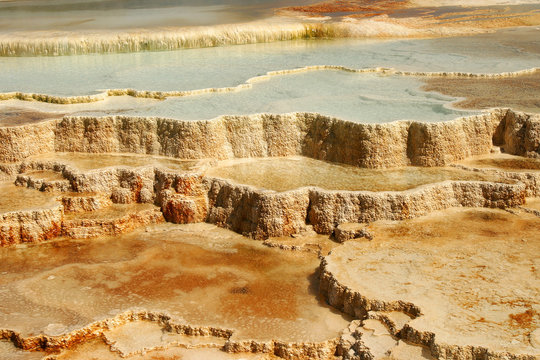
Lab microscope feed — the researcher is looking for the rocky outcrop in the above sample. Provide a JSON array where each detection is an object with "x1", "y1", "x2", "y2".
[
  {"x1": 1, "y1": 308, "x2": 340, "y2": 359},
  {"x1": 0, "y1": 121, "x2": 55, "y2": 162},
  {"x1": 494, "y1": 111, "x2": 540, "y2": 158},
  {"x1": 407, "y1": 112, "x2": 503, "y2": 167},
  {"x1": 0, "y1": 310, "x2": 233, "y2": 352},
  {"x1": 0, "y1": 109, "x2": 538, "y2": 168},
  {"x1": 62, "y1": 207, "x2": 164, "y2": 239},
  {"x1": 320, "y1": 260, "x2": 537, "y2": 360},
  {"x1": 224, "y1": 338, "x2": 338, "y2": 360},
  {"x1": 199, "y1": 178, "x2": 525, "y2": 238},
  {"x1": 1, "y1": 165, "x2": 528, "y2": 243},
  {"x1": 15, "y1": 173, "x2": 71, "y2": 192},
  {"x1": 334, "y1": 223, "x2": 373, "y2": 243},
  {"x1": 302, "y1": 117, "x2": 410, "y2": 168},
  {"x1": 154, "y1": 170, "x2": 210, "y2": 224},
  {"x1": 451, "y1": 164, "x2": 540, "y2": 197},
  {"x1": 205, "y1": 178, "x2": 310, "y2": 239},
  {"x1": 0, "y1": 109, "x2": 537, "y2": 243},
  {"x1": 319, "y1": 257, "x2": 422, "y2": 320},
  {"x1": 13, "y1": 161, "x2": 157, "y2": 204},
  {"x1": 309, "y1": 181, "x2": 525, "y2": 234},
  {"x1": 319, "y1": 223, "x2": 540, "y2": 360},
  {"x1": 60, "y1": 193, "x2": 113, "y2": 212},
  {"x1": 0, "y1": 206, "x2": 63, "y2": 246}
]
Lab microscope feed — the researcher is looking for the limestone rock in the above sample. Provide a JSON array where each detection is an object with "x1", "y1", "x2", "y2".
[
  {"x1": 62, "y1": 207, "x2": 164, "y2": 239},
  {"x1": 334, "y1": 223, "x2": 373, "y2": 243},
  {"x1": 0, "y1": 207, "x2": 63, "y2": 246},
  {"x1": 60, "y1": 194, "x2": 113, "y2": 212}
]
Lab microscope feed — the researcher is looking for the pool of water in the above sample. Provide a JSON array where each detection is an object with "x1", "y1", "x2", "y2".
[
  {"x1": 117, "y1": 71, "x2": 471, "y2": 122},
  {"x1": 0, "y1": 27, "x2": 538, "y2": 96},
  {"x1": 206, "y1": 156, "x2": 506, "y2": 192},
  {"x1": 0, "y1": 0, "x2": 315, "y2": 32},
  {"x1": 30, "y1": 152, "x2": 199, "y2": 172},
  {"x1": 1, "y1": 71, "x2": 473, "y2": 123},
  {"x1": 459, "y1": 153, "x2": 540, "y2": 171},
  {"x1": 0, "y1": 182, "x2": 59, "y2": 213},
  {"x1": 0, "y1": 223, "x2": 350, "y2": 342}
]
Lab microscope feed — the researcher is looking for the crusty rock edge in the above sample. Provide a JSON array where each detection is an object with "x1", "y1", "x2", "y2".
[
  {"x1": 0, "y1": 309, "x2": 339, "y2": 360},
  {"x1": 1, "y1": 67, "x2": 537, "y2": 104},
  {"x1": 319, "y1": 257, "x2": 538, "y2": 360},
  {"x1": 1, "y1": 108, "x2": 538, "y2": 242}
]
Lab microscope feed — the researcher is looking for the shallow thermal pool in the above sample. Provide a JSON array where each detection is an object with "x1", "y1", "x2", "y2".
[
  {"x1": 0, "y1": 0, "x2": 314, "y2": 32},
  {"x1": 119, "y1": 71, "x2": 471, "y2": 122},
  {"x1": 30, "y1": 152, "x2": 199, "y2": 172},
  {"x1": 2, "y1": 71, "x2": 473, "y2": 123},
  {"x1": 0, "y1": 223, "x2": 350, "y2": 344},
  {"x1": 459, "y1": 153, "x2": 540, "y2": 172},
  {"x1": 206, "y1": 156, "x2": 506, "y2": 192},
  {"x1": 0, "y1": 181, "x2": 59, "y2": 213},
  {"x1": 0, "y1": 27, "x2": 538, "y2": 96}
]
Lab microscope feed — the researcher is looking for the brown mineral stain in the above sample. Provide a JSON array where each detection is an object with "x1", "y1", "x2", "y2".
[
  {"x1": 222, "y1": 279, "x2": 300, "y2": 320},
  {"x1": 278, "y1": 0, "x2": 409, "y2": 16},
  {"x1": 278, "y1": 0, "x2": 540, "y2": 35},
  {"x1": 0, "y1": 108, "x2": 63, "y2": 127},
  {"x1": 106, "y1": 267, "x2": 236, "y2": 298},
  {"x1": 509, "y1": 309, "x2": 538, "y2": 329}
]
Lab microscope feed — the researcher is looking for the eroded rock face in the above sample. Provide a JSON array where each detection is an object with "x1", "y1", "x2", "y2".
[
  {"x1": 334, "y1": 223, "x2": 373, "y2": 243},
  {"x1": 0, "y1": 110, "x2": 538, "y2": 359},
  {"x1": 407, "y1": 113, "x2": 502, "y2": 166},
  {"x1": 0, "y1": 109, "x2": 538, "y2": 244},
  {"x1": 0, "y1": 121, "x2": 55, "y2": 162},
  {"x1": 308, "y1": 181, "x2": 525, "y2": 234},
  {"x1": 60, "y1": 193, "x2": 113, "y2": 213},
  {"x1": 62, "y1": 206, "x2": 164, "y2": 239},
  {"x1": 2, "y1": 109, "x2": 536, "y2": 166},
  {"x1": 206, "y1": 179, "x2": 311, "y2": 239},
  {"x1": 0, "y1": 164, "x2": 530, "y2": 243},
  {"x1": 0, "y1": 207, "x2": 63, "y2": 246},
  {"x1": 495, "y1": 111, "x2": 540, "y2": 159}
]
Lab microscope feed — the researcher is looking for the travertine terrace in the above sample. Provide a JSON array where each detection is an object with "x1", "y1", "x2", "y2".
[
  {"x1": 0, "y1": 105, "x2": 539, "y2": 359},
  {"x1": 1, "y1": 1, "x2": 540, "y2": 359},
  {"x1": 0, "y1": 109, "x2": 537, "y2": 242}
]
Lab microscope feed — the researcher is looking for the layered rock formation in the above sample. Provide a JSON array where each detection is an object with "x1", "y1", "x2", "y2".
[
  {"x1": 0, "y1": 206, "x2": 62, "y2": 246},
  {"x1": 0, "y1": 109, "x2": 533, "y2": 166},
  {"x1": 0, "y1": 109, "x2": 538, "y2": 243}
]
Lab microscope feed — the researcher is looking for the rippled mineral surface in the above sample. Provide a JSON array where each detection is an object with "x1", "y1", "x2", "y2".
[{"x1": 0, "y1": 0, "x2": 539, "y2": 359}]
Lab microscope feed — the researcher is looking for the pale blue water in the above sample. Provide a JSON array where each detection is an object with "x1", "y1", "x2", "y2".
[
  {"x1": 110, "y1": 71, "x2": 472, "y2": 122},
  {"x1": 0, "y1": 27, "x2": 539, "y2": 97}
]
